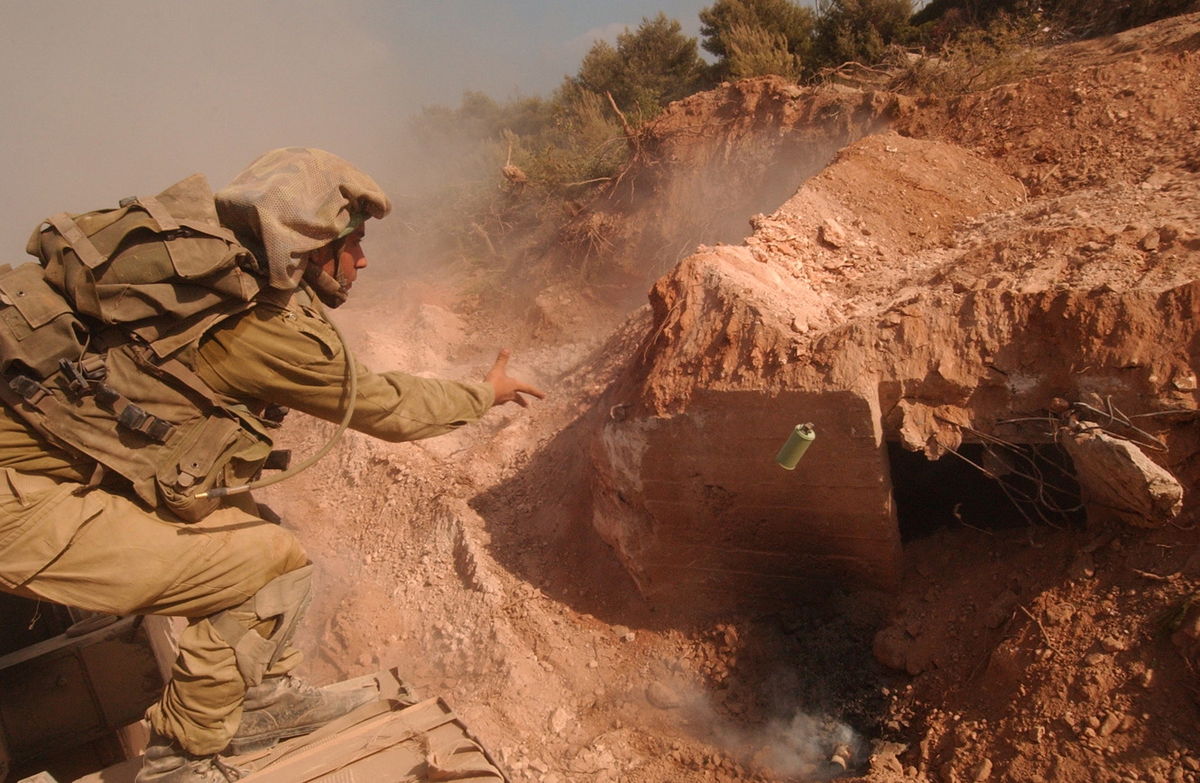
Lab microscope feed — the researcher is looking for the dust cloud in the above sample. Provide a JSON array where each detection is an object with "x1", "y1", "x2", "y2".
[
  {"x1": 0, "y1": 0, "x2": 712, "y2": 263},
  {"x1": 727, "y1": 711, "x2": 864, "y2": 780},
  {"x1": 665, "y1": 678, "x2": 867, "y2": 780}
]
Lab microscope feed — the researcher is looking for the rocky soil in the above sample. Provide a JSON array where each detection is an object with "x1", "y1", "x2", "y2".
[{"x1": 260, "y1": 12, "x2": 1200, "y2": 783}]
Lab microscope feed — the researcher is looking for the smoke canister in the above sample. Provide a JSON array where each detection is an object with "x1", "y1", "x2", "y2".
[{"x1": 775, "y1": 423, "x2": 815, "y2": 470}]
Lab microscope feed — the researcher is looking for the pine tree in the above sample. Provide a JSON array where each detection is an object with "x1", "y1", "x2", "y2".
[
  {"x1": 700, "y1": 0, "x2": 815, "y2": 80},
  {"x1": 814, "y1": 0, "x2": 915, "y2": 68},
  {"x1": 574, "y1": 13, "x2": 707, "y2": 121}
]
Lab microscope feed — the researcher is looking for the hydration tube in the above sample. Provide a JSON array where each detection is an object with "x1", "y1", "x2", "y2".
[{"x1": 194, "y1": 297, "x2": 358, "y2": 501}]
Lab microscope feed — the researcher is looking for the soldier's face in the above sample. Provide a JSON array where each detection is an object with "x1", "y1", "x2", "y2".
[{"x1": 319, "y1": 227, "x2": 368, "y2": 290}]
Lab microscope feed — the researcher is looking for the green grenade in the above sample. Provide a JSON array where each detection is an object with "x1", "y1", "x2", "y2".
[{"x1": 775, "y1": 423, "x2": 816, "y2": 470}]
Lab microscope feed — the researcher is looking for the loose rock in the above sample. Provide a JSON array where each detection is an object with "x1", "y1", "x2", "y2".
[
  {"x1": 1100, "y1": 636, "x2": 1128, "y2": 653},
  {"x1": 1099, "y1": 711, "x2": 1123, "y2": 737},
  {"x1": 819, "y1": 218, "x2": 849, "y2": 248},
  {"x1": 1044, "y1": 602, "x2": 1075, "y2": 626}
]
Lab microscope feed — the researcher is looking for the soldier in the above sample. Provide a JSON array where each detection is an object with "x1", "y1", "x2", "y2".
[{"x1": 0, "y1": 148, "x2": 544, "y2": 783}]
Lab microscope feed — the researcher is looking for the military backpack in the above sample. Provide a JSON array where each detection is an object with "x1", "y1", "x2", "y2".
[{"x1": 0, "y1": 174, "x2": 283, "y2": 521}]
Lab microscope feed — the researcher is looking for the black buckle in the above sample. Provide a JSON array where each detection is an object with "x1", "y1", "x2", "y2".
[
  {"x1": 10, "y1": 375, "x2": 48, "y2": 404},
  {"x1": 95, "y1": 384, "x2": 121, "y2": 407},
  {"x1": 57, "y1": 358, "x2": 106, "y2": 396},
  {"x1": 116, "y1": 404, "x2": 175, "y2": 443},
  {"x1": 146, "y1": 418, "x2": 175, "y2": 442},
  {"x1": 59, "y1": 359, "x2": 91, "y2": 394},
  {"x1": 118, "y1": 404, "x2": 150, "y2": 432},
  {"x1": 262, "y1": 404, "x2": 289, "y2": 425}
]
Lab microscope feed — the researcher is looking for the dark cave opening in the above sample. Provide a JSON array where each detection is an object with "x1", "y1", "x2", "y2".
[{"x1": 887, "y1": 441, "x2": 1085, "y2": 542}]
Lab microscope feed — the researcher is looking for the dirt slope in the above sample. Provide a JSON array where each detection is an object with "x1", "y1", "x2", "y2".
[{"x1": 260, "y1": 12, "x2": 1200, "y2": 783}]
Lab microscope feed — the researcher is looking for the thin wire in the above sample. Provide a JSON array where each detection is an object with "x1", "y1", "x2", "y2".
[
  {"x1": 933, "y1": 398, "x2": 1183, "y2": 530},
  {"x1": 1070, "y1": 401, "x2": 1167, "y2": 451},
  {"x1": 953, "y1": 418, "x2": 1081, "y2": 490},
  {"x1": 1129, "y1": 409, "x2": 1198, "y2": 419},
  {"x1": 943, "y1": 439, "x2": 1080, "y2": 529}
]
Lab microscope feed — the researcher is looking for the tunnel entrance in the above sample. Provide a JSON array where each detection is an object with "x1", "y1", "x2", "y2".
[{"x1": 887, "y1": 440, "x2": 1086, "y2": 542}]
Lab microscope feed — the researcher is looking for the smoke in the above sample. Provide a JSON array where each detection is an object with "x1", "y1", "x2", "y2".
[
  {"x1": 664, "y1": 677, "x2": 868, "y2": 781},
  {"x1": 721, "y1": 710, "x2": 865, "y2": 780}
]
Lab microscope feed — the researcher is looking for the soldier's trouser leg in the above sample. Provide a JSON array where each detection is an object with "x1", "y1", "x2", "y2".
[{"x1": 0, "y1": 470, "x2": 309, "y2": 756}]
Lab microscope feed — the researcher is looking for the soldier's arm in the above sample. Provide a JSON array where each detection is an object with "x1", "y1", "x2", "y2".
[{"x1": 194, "y1": 301, "x2": 494, "y2": 442}]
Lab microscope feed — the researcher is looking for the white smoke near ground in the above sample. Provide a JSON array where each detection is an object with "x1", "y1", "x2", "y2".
[
  {"x1": 723, "y1": 711, "x2": 864, "y2": 780},
  {"x1": 663, "y1": 677, "x2": 868, "y2": 781}
]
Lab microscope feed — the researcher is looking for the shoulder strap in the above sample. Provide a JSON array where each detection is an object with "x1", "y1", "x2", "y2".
[
  {"x1": 132, "y1": 344, "x2": 226, "y2": 407},
  {"x1": 45, "y1": 212, "x2": 106, "y2": 268},
  {"x1": 130, "y1": 195, "x2": 180, "y2": 232}
]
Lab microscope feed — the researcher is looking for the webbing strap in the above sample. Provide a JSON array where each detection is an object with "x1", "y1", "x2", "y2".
[
  {"x1": 134, "y1": 195, "x2": 180, "y2": 232},
  {"x1": 92, "y1": 382, "x2": 176, "y2": 443},
  {"x1": 0, "y1": 374, "x2": 88, "y2": 457},
  {"x1": 9, "y1": 375, "x2": 50, "y2": 406},
  {"x1": 45, "y1": 212, "x2": 106, "y2": 268},
  {"x1": 117, "y1": 401, "x2": 175, "y2": 442},
  {"x1": 176, "y1": 218, "x2": 239, "y2": 244}
]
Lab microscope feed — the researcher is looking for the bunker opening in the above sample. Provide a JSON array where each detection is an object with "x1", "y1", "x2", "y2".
[{"x1": 888, "y1": 440, "x2": 1086, "y2": 542}]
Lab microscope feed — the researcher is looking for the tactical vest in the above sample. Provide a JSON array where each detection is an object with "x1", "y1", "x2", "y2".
[{"x1": 0, "y1": 174, "x2": 280, "y2": 521}]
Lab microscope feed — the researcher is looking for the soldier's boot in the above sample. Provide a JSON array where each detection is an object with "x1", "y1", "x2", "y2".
[
  {"x1": 136, "y1": 732, "x2": 243, "y2": 783},
  {"x1": 225, "y1": 674, "x2": 378, "y2": 755}
]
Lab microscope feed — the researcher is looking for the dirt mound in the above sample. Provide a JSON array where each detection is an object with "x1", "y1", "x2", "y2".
[
  {"x1": 586, "y1": 130, "x2": 1030, "y2": 604},
  {"x1": 635, "y1": 130, "x2": 1028, "y2": 408},
  {"x1": 868, "y1": 519, "x2": 1200, "y2": 783},
  {"x1": 560, "y1": 76, "x2": 912, "y2": 290},
  {"x1": 898, "y1": 13, "x2": 1200, "y2": 200}
]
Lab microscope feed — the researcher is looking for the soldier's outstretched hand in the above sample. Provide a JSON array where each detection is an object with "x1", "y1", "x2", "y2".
[{"x1": 484, "y1": 349, "x2": 545, "y2": 408}]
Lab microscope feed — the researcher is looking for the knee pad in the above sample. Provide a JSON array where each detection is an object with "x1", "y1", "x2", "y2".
[{"x1": 210, "y1": 564, "x2": 313, "y2": 687}]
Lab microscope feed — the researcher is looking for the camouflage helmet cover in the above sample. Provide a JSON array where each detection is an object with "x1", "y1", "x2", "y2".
[{"x1": 215, "y1": 147, "x2": 391, "y2": 290}]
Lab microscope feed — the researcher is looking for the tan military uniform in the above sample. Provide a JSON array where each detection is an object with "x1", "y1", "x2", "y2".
[{"x1": 0, "y1": 289, "x2": 492, "y2": 755}]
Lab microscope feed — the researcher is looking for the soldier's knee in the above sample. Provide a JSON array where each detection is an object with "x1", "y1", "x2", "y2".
[
  {"x1": 255, "y1": 523, "x2": 309, "y2": 577},
  {"x1": 212, "y1": 563, "x2": 313, "y2": 686},
  {"x1": 275, "y1": 533, "x2": 309, "y2": 574}
]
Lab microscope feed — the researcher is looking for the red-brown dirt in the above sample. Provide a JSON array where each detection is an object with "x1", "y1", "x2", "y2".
[{"x1": 259, "y1": 12, "x2": 1200, "y2": 783}]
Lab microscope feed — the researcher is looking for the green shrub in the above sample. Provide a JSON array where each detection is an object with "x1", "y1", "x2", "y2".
[
  {"x1": 724, "y1": 22, "x2": 806, "y2": 79},
  {"x1": 700, "y1": 0, "x2": 815, "y2": 80},
  {"x1": 813, "y1": 0, "x2": 917, "y2": 68},
  {"x1": 572, "y1": 13, "x2": 708, "y2": 123}
]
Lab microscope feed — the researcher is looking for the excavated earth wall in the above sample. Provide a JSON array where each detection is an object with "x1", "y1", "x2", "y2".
[
  {"x1": 574, "y1": 78, "x2": 912, "y2": 283},
  {"x1": 588, "y1": 32, "x2": 1200, "y2": 609}
]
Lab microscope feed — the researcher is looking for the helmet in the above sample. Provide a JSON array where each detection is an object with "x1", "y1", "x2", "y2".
[{"x1": 216, "y1": 147, "x2": 390, "y2": 292}]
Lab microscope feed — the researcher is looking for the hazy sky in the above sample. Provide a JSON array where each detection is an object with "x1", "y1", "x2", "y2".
[{"x1": 0, "y1": 0, "x2": 726, "y2": 253}]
